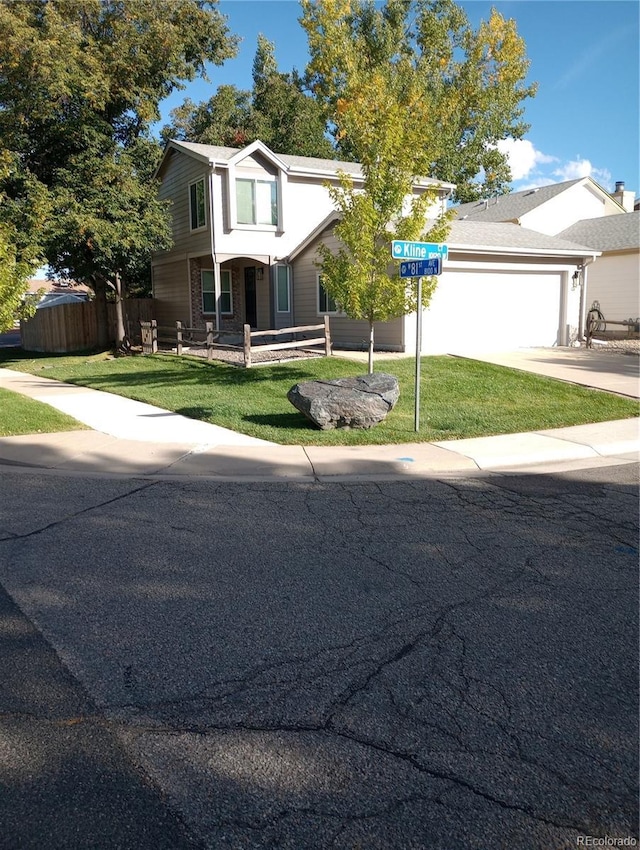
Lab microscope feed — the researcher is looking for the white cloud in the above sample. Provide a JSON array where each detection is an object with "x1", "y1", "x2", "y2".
[
  {"x1": 495, "y1": 138, "x2": 556, "y2": 180},
  {"x1": 552, "y1": 158, "x2": 612, "y2": 188}
]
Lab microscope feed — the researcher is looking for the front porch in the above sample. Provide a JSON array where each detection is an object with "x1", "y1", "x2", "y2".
[{"x1": 188, "y1": 254, "x2": 274, "y2": 333}]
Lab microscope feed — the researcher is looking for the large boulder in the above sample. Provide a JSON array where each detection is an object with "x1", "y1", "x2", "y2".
[{"x1": 287, "y1": 373, "x2": 400, "y2": 430}]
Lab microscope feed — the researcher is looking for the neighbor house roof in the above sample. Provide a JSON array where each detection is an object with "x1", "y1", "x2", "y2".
[
  {"x1": 289, "y1": 215, "x2": 599, "y2": 262},
  {"x1": 446, "y1": 220, "x2": 599, "y2": 257},
  {"x1": 161, "y1": 139, "x2": 455, "y2": 190},
  {"x1": 558, "y1": 212, "x2": 640, "y2": 252},
  {"x1": 452, "y1": 177, "x2": 623, "y2": 223}
]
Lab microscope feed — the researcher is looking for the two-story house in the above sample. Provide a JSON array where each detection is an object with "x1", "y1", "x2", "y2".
[{"x1": 153, "y1": 140, "x2": 600, "y2": 354}]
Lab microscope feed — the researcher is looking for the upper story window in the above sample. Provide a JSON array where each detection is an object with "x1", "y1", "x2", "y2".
[
  {"x1": 189, "y1": 179, "x2": 206, "y2": 230},
  {"x1": 236, "y1": 177, "x2": 277, "y2": 227}
]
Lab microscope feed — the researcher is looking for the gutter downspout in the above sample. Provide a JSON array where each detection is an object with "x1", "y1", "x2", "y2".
[
  {"x1": 208, "y1": 167, "x2": 221, "y2": 336},
  {"x1": 578, "y1": 255, "x2": 597, "y2": 340}
]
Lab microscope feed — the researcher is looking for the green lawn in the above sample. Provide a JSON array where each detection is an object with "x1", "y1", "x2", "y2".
[
  {"x1": 0, "y1": 386, "x2": 87, "y2": 437},
  {"x1": 0, "y1": 349, "x2": 637, "y2": 445}
]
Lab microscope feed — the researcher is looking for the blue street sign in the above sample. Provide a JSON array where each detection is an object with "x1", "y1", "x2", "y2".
[
  {"x1": 400, "y1": 258, "x2": 442, "y2": 278},
  {"x1": 392, "y1": 240, "x2": 448, "y2": 260}
]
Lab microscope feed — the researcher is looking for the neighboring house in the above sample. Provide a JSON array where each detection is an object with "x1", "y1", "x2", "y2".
[
  {"x1": 453, "y1": 176, "x2": 628, "y2": 236},
  {"x1": 558, "y1": 212, "x2": 640, "y2": 323},
  {"x1": 452, "y1": 176, "x2": 639, "y2": 344},
  {"x1": 153, "y1": 140, "x2": 601, "y2": 354}
]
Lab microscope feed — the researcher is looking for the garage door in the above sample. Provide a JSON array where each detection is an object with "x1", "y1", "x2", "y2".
[{"x1": 419, "y1": 269, "x2": 563, "y2": 354}]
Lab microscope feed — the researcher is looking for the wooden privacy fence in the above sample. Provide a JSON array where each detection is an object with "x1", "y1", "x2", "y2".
[
  {"x1": 243, "y1": 317, "x2": 331, "y2": 368},
  {"x1": 20, "y1": 299, "x2": 154, "y2": 353}
]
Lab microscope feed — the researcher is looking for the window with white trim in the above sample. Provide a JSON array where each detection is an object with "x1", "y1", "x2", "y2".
[
  {"x1": 202, "y1": 269, "x2": 232, "y2": 315},
  {"x1": 189, "y1": 179, "x2": 206, "y2": 230},
  {"x1": 235, "y1": 177, "x2": 278, "y2": 226},
  {"x1": 317, "y1": 274, "x2": 338, "y2": 315},
  {"x1": 276, "y1": 265, "x2": 290, "y2": 313}
]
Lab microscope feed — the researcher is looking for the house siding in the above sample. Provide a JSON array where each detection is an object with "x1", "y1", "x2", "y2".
[
  {"x1": 522, "y1": 183, "x2": 621, "y2": 236},
  {"x1": 152, "y1": 260, "x2": 191, "y2": 328},
  {"x1": 292, "y1": 226, "x2": 404, "y2": 351},
  {"x1": 157, "y1": 150, "x2": 212, "y2": 258},
  {"x1": 586, "y1": 251, "x2": 640, "y2": 321}
]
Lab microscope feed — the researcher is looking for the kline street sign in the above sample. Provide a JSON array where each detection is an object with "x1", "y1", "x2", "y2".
[
  {"x1": 392, "y1": 240, "x2": 448, "y2": 261},
  {"x1": 400, "y1": 258, "x2": 442, "y2": 278}
]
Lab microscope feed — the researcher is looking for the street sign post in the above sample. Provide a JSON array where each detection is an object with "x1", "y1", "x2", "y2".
[{"x1": 392, "y1": 241, "x2": 448, "y2": 432}]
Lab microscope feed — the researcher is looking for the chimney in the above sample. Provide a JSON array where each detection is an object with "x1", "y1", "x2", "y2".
[{"x1": 612, "y1": 180, "x2": 635, "y2": 212}]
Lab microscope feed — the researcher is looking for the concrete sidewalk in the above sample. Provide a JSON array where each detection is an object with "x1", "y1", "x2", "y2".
[{"x1": 0, "y1": 366, "x2": 638, "y2": 479}]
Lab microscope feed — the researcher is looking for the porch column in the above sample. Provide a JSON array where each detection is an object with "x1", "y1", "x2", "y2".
[
  {"x1": 559, "y1": 270, "x2": 569, "y2": 346},
  {"x1": 213, "y1": 262, "x2": 222, "y2": 334}
]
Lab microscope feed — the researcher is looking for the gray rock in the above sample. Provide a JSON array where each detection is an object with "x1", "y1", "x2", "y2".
[{"x1": 287, "y1": 373, "x2": 400, "y2": 430}]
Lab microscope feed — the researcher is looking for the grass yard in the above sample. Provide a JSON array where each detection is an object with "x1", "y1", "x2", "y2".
[
  {"x1": 1, "y1": 348, "x2": 637, "y2": 445},
  {"x1": 0, "y1": 386, "x2": 86, "y2": 437}
]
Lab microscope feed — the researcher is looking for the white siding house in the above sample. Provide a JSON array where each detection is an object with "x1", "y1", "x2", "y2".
[
  {"x1": 152, "y1": 139, "x2": 452, "y2": 335},
  {"x1": 559, "y1": 213, "x2": 640, "y2": 324},
  {"x1": 153, "y1": 140, "x2": 603, "y2": 354}
]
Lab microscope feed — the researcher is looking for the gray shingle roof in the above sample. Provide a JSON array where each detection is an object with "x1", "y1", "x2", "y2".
[
  {"x1": 168, "y1": 140, "x2": 452, "y2": 186},
  {"x1": 453, "y1": 179, "x2": 587, "y2": 222},
  {"x1": 446, "y1": 220, "x2": 598, "y2": 255},
  {"x1": 558, "y1": 212, "x2": 640, "y2": 251},
  {"x1": 169, "y1": 140, "x2": 364, "y2": 176}
]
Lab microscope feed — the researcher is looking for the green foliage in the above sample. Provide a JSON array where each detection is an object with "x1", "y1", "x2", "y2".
[
  {"x1": 301, "y1": 0, "x2": 536, "y2": 202},
  {"x1": 46, "y1": 138, "x2": 171, "y2": 293},
  {"x1": 160, "y1": 86, "x2": 255, "y2": 147},
  {"x1": 0, "y1": 0, "x2": 238, "y2": 313},
  {"x1": 161, "y1": 34, "x2": 335, "y2": 158},
  {"x1": 301, "y1": 0, "x2": 464, "y2": 370}
]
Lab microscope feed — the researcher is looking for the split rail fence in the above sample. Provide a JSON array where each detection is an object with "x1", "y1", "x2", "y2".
[{"x1": 140, "y1": 316, "x2": 332, "y2": 368}]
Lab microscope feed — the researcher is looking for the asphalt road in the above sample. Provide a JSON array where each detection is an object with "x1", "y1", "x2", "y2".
[{"x1": 1, "y1": 463, "x2": 638, "y2": 850}]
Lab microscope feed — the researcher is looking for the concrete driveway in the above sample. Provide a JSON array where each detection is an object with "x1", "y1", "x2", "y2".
[{"x1": 448, "y1": 347, "x2": 640, "y2": 399}]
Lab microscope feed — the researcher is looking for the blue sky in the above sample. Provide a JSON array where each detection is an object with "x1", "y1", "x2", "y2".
[{"x1": 157, "y1": 0, "x2": 640, "y2": 198}]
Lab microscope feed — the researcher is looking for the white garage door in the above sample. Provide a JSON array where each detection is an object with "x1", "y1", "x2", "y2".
[{"x1": 420, "y1": 269, "x2": 563, "y2": 354}]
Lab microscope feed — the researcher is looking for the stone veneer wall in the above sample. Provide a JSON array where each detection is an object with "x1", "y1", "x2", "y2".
[{"x1": 189, "y1": 257, "x2": 243, "y2": 332}]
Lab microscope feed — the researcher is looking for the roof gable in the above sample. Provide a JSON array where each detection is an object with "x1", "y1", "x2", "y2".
[
  {"x1": 156, "y1": 139, "x2": 455, "y2": 192},
  {"x1": 453, "y1": 177, "x2": 625, "y2": 225}
]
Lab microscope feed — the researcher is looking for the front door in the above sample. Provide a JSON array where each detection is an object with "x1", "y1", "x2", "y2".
[{"x1": 244, "y1": 267, "x2": 257, "y2": 328}]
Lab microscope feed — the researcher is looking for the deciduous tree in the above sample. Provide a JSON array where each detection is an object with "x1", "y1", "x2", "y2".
[
  {"x1": 162, "y1": 35, "x2": 335, "y2": 158},
  {"x1": 0, "y1": 0, "x2": 238, "y2": 346},
  {"x1": 300, "y1": 0, "x2": 535, "y2": 371}
]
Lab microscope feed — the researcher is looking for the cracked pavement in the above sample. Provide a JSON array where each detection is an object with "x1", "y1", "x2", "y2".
[{"x1": 0, "y1": 463, "x2": 638, "y2": 849}]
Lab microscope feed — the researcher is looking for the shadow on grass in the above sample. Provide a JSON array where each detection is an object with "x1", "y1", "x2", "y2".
[{"x1": 241, "y1": 412, "x2": 316, "y2": 432}]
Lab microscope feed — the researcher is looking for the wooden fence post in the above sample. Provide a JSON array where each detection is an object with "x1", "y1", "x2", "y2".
[
  {"x1": 206, "y1": 322, "x2": 214, "y2": 361},
  {"x1": 324, "y1": 314, "x2": 332, "y2": 357},
  {"x1": 176, "y1": 321, "x2": 183, "y2": 356},
  {"x1": 243, "y1": 324, "x2": 252, "y2": 368},
  {"x1": 151, "y1": 320, "x2": 158, "y2": 354}
]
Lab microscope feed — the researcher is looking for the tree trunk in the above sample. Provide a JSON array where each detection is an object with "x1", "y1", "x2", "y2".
[
  {"x1": 92, "y1": 276, "x2": 110, "y2": 350},
  {"x1": 114, "y1": 271, "x2": 129, "y2": 352},
  {"x1": 367, "y1": 320, "x2": 374, "y2": 374}
]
